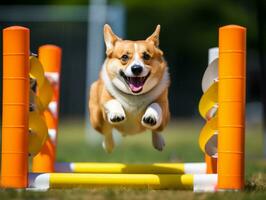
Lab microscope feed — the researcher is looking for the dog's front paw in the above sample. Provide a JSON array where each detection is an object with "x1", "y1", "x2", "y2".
[
  {"x1": 142, "y1": 115, "x2": 157, "y2": 126},
  {"x1": 104, "y1": 99, "x2": 126, "y2": 125},
  {"x1": 107, "y1": 112, "x2": 126, "y2": 124},
  {"x1": 141, "y1": 103, "x2": 162, "y2": 129}
]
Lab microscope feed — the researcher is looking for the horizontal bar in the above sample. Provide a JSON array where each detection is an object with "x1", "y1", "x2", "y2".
[
  {"x1": 55, "y1": 162, "x2": 206, "y2": 174},
  {"x1": 28, "y1": 173, "x2": 217, "y2": 191}
]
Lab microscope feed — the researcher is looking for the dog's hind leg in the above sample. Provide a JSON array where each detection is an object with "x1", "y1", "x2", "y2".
[
  {"x1": 152, "y1": 132, "x2": 165, "y2": 151},
  {"x1": 102, "y1": 124, "x2": 115, "y2": 153}
]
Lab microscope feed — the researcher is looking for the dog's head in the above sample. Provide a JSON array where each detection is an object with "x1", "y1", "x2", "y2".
[{"x1": 103, "y1": 24, "x2": 167, "y2": 95}]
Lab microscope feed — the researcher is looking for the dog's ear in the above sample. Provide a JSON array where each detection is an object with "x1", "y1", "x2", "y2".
[
  {"x1": 103, "y1": 24, "x2": 121, "y2": 56},
  {"x1": 146, "y1": 25, "x2": 160, "y2": 47}
]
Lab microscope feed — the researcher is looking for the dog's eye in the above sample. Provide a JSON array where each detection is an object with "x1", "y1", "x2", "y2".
[
  {"x1": 143, "y1": 52, "x2": 151, "y2": 61},
  {"x1": 121, "y1": 54, "x2": 129, "y2": 62}
]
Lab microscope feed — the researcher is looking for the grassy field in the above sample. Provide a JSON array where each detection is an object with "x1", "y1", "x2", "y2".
[{"x1": 1, "y1": 119, "x2": 266, "y2": 199}]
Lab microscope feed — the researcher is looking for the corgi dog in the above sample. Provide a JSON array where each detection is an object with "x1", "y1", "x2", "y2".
[{"x1": 89, "y1": 24, "x2": 170, "y2": 153}]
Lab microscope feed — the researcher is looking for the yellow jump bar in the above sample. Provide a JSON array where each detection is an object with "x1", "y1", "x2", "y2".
[
  {"x1": 28, "y1": 173, "x2": 217, "y2": 191},
  {"x1": 55, "y1": 162, "x2": 206, "y2": 174}
]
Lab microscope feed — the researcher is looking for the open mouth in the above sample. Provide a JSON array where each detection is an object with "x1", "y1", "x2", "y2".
[{"x1": 120, "y1": 70, "x2": 150, "y2": 93}]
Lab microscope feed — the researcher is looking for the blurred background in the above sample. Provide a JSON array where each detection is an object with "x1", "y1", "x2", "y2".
[
  {"x1": 0, "y1": 1, "x2": 266, "y2": 195},
  {"x1": 0, "y1": 0, "x2": 265, "y2": 156},
  {"x1": 0, "y1": 0, "x2": 264, "y2": 120}
]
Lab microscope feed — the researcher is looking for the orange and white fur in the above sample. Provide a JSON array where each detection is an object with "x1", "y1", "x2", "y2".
[{"x1": 89, "y1": 24, "x2": 170, "y2": 153}]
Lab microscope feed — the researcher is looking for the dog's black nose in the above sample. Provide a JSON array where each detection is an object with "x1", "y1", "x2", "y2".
[{"x1": 131, "y1": 65, "x2": 143, "y2": 76}]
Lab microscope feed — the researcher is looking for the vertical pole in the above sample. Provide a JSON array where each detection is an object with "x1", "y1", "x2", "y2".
[
  {"x1": 39, "y1": 45, "x2": 62, "y2": 129},
  {"x1": 32, "y1": 45, "x2": 62, "y2": 173},
  {"x1": 85, "y1": 1, "x2": 125, "y2": 145},
  {"x1": 218, "y1": 25, "x2": 246, "y2": 190},
  {"x1": 85, "y1": 0, "x2": 107, "y2": 144},
  {"x1": 32, "y1": 137, "x2": 55, "y2": 172},
  {"x1": 1, "y1": 26, "x2": 30, "y2": 188}
]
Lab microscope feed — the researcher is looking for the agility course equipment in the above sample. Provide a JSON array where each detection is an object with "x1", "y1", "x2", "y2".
[
  {"x1": 54, "y1": 162, "x2": 206, "y2": 174},
  {"x1": 32, "y1": 44, "x2": 62, "y2": 173},
  {"x1": 28, "y1": 173, "x2": 217, "y2": 191},
  {"x1": 1, "y1": 26, "x2": 62, "y2": 188},
  {"x1": 0, "y1": 25, "x2": 246, "y2": 191}
]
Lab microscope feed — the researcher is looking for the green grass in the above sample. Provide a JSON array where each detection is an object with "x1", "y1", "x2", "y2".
[
  {"x1": 1, "y1": 119, "x2": 266, "y2": 199},
  {"x1": 56, "y1": 119, "x2": 206, "y2": 163}
]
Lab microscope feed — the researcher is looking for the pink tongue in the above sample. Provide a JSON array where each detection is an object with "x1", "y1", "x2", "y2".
[
  {"x1": 129, "y1": 83, "x2": 143, "y2": 92},
  {"x1": 128, "y1": 77, "x2": 144, "y2": 93}
]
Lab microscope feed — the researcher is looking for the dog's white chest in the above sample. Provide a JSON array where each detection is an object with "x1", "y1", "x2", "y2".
[
  {"x1": 117, "y1": 117, "x2": 144, "y2": 136},
  {"x1": 119, "y1": 97, "x2": 148, "y2": 113}
]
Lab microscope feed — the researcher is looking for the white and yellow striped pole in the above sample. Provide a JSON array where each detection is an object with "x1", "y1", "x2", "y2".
[{"x1": 28, "y1": 173, "x2": 217, "y2": 191}]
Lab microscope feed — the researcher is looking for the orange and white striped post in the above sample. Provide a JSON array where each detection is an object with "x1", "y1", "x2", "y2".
[
  {"x1": 218, "y1": 25, "x2": 246, "y2": 190},
  {"x1": 32, "y1": 45, "x2": 62, "y2": 173},
  {"x1": 1, "y1": 26, "x2": 30, "y2": 188}
]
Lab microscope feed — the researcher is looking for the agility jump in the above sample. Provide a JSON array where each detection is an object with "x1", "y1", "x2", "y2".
[{"x1": 0, "y1": 25, "x2": 246, "y2": 191}]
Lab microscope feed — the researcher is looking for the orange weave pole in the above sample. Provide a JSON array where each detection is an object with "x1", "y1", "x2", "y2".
[
  {"x1": 32, "y1": 111, "x2": 56, "y2": 172},
  {"x1": 205, "y1": 154, "x2": 217, "y2": 174},
  {"x1": 32, "y1": 138, "x2": 56, "y2": 172},
  {"x1": 1, "y1": 26, "x2": 30, "y2": 188},
  {"x1": 218, "y1": 25, "x2": 246, "y2": 190},
  {"x1": 39, "y1": 45, "x2": 62, "y2": 126},
  {"x1": 32, "y1": 45, "x2": 62, "y2": 173}
]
